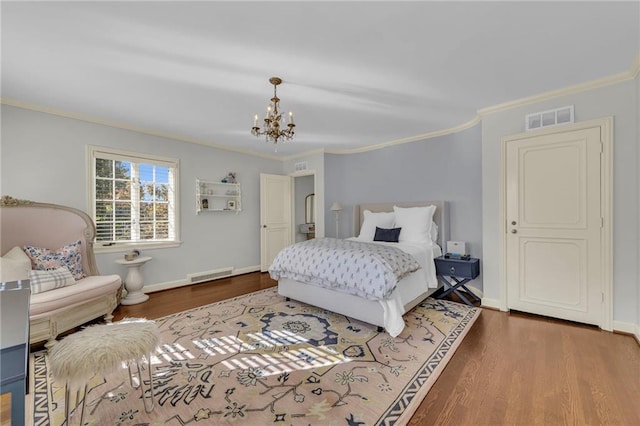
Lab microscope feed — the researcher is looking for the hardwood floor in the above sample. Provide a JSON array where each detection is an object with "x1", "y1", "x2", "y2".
[
  {"x1": 114, "y1": 272, "x2": 640, "y2": 426},
  {"x1": 0, "y1": 393, "x2": 10, "y2": 426},
  {"x1": 113, "y1": 272, "x2": 276, "y2": 321}
]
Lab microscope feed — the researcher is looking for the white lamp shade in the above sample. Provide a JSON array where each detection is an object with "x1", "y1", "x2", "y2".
[{"x1": 330, "y1": 202, "x2": 343, "y2": 211}]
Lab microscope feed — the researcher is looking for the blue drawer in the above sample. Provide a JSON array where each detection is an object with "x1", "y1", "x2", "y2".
[
  {"x1": 435, "y1": 257, "x2": 480, "y2": 279},
  {"x1": 0, "y1": 344, "x2": 27, "y2": 426}
]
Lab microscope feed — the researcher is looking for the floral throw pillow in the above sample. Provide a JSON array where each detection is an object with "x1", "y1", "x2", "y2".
[{"x1": 23, "y1": 240, "x2": 86, "y2": 280}]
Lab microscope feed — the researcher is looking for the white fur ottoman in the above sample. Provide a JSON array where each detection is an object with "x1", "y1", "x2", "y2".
[{"x1": 48, "y1": 318, "x2": 160, "y2": 424}]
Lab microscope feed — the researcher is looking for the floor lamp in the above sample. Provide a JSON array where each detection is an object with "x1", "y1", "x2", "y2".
[{"x1": 330, "y1": 202, "x2": 343, "y2": 238}]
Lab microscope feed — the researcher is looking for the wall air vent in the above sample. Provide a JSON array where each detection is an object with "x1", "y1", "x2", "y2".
[
  {"x1": 525, "y1": 105, "x2": 574, "y2": 131},
  {"x1": 187, "y1": 267, "x2": 233, "y2": 284},
  {"x1": 294, "y1": 161, "x2": 308, "y2": 171}
]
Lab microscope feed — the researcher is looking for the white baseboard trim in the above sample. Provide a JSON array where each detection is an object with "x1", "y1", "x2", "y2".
[
  {"x1": 480, "y1": 297, "x2": 502, "y2": 310},
  {"x1": 142, "y1": 265, "x2": 261, "y2": 294},
  {"x1": 613, "y1": 320, "x2": 640, "y2": 343}
]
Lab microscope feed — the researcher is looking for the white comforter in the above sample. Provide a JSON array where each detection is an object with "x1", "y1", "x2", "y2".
[
  {"x1": 273, "y1": 238, "x2": 441, "y2": 337},
  {"x1": 364, "y1": 240, "x2": 441, "y2": 337},
  {"x1": 269, "y1": 237, "x2": 420, "y2": 300},
  {"x1": 363, "y1": 239, "x2": 441, "y2": 289}
]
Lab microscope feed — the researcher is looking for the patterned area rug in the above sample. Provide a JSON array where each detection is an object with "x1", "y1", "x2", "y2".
[{"x1": 32, "y1": 287, "x2": 480, "y2": 425}]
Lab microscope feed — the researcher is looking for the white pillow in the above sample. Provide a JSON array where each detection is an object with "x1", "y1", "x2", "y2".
[
  {"x1": 430, "y1": 221, "x2": 439, "y2": 243},
  {"x1": 0, "y1": 246, "x2": 31, "y2": 282},
  {"x1": 357, "y1": 210, "x2": 395, "y2": 241},
  {"x1": 393, "y1": 205, "x2": 436, "y2": 243},
  {"x1": 28, "y1": 267, "x2": 76, "y2": 294}
]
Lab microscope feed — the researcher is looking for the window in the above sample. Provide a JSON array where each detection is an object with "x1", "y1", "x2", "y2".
[{"x1": 89, "y1": 146, "x2": 179, "y2": 251}]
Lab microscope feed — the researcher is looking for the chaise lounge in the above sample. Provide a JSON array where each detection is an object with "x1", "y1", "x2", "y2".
[{"x1": 0, "y1": 196, "x2": 122, "y2": 349}]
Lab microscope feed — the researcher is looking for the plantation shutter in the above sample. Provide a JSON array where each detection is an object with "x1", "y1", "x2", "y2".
[{"x1": 91, "y1": 147, "x2": 178, "y2": 246}]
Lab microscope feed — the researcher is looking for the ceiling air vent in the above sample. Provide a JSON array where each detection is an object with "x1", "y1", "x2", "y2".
[{"x1": 525, "y1": 105, "x2": 574, "y2": 131}]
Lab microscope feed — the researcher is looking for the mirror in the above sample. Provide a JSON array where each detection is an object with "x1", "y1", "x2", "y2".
[{"x1": 305, "y1": 193, "x2": 315, "y2": 224}]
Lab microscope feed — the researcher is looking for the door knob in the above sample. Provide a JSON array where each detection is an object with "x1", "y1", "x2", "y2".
[
  {"x1": 511, "y1": 221, "x2": 517, "y2": 225},
  {"x1": 511, "y1": 229, "x2": 517, "y2": 234}
]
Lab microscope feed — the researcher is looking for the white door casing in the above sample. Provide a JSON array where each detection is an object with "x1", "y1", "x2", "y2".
[
  {"x1": 260, "y1": 173, "x2": 292, "y2": 272},
  {"x1": 500, "y1": 118, "x2": 613, "y2": 330}
]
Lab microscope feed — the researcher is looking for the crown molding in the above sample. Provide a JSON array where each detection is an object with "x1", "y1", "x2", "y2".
[
  {"x1": 323, "y1": 115, "x2": 482, "y2": 155},
  {"x1": 3, "y1": 52, "x2": 638, "y2": 160},
  {"x1": 479, "y1": 52, "x2": 639, "y2": 117},
  {"x1": 0, "y1": 97, "x2": 282, "y2": 161},
  {"x1": 320, "y1": 52, "x2": 639, "y2": 155}
]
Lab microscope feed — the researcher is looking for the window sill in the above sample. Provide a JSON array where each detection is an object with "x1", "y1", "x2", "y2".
[{"x1": 94, "y1": 241, "x2": 182, "y2": 254}]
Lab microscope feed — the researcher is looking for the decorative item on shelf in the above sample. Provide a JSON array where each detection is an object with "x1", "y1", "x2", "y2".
[
  {"x1": 221, "y1": 172, "x2": 236, "y2": 183},
  {"x1": 330, "y1": 202, "x2": 343, "y2": 238},
  {"x1": 251, "y1": 77, "x2": 295, "y2": 151},
  {"x1": 202, "y1": 199, "x2": 209, "y2": 210},
  {"x1": 124, "y1": 249, "x2": 140, "y2": 261},
  {"x1": 227, "y1": 200, "x2": 236, "y2": 210}
]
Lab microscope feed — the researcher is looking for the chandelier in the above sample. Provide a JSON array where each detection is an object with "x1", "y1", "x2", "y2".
[{"x1": 251, "y1": 77, "x2": 295, "y2": 148}]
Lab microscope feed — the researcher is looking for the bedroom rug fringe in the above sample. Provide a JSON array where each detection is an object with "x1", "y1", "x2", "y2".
[{"x1": 31, "y1": 287, "x2": 480, "y2": 425}]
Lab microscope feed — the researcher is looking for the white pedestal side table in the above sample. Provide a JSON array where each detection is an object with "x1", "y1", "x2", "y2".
[{"x1": 116, "y1": 256, "x2": 152, "y2": 305}]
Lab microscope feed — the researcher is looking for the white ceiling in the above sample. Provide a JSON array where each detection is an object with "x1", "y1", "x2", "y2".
[{"x1": 2, "y1": 1, "x2": 638, "y2": 159}]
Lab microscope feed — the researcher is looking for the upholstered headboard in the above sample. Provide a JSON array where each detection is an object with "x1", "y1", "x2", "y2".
[
  {"x1": 0, "y1": 196, "x2": 99, "y2": 276},
  {"x1": 353, "y1": 201, "x2": 449, "y2": 250}
]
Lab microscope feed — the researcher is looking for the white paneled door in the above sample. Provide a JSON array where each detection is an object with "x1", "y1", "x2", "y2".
[
  {"x1": 506, "y1": 126, "x2": 603, "y2": 325},
  {"x1": 260, "y1": 173, "x2": 292, "y2": 272}
]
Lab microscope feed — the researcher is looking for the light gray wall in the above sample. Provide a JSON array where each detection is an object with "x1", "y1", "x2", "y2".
[
  {"x1": 324, "y1": 124, "x2": 483, "y2": 288},
  {"x1": 481, "y1": 78, "x2": 639, "y2": 326},
  {"x1": 294, "y1": 175, "x2": 314, "y2": 243},
  {"x1": 0, "y1": 105, "x2": 283, "y2": 286}
]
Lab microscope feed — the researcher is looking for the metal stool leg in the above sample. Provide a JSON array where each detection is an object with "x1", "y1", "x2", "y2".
[
  {"x1": 79, "y1": 384, "x2": 88, "y2": 425},
  {"x1": 64, "y1": 384, "x2": 71, "y2": 425},
  {"x1": 127, "y1": 361, "x2": 139, "y2": 389},
  {"x1": 127, "y1": 354, "x2": 155, "y2": 413},
  {"x1": 63, "y1": 383, "x2": 88, "y2": 426}
]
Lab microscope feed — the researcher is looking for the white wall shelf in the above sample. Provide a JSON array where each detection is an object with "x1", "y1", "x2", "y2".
[{"x1": 196, "y1": 178, "x2": 241, "y2": 214}]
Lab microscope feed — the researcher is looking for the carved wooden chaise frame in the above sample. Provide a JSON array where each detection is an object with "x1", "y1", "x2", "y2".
[{"x1": 0, "y1": 196, "x2": 122, "y2": 348}]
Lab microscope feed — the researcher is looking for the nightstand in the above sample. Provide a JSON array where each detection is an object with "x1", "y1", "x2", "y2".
[{"x1": 434, "y1": 256, "x2": 481, "y2": 306}]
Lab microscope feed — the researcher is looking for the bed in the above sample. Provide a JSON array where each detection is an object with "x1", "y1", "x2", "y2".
[{"x1": 272, "y1": 201, "x2": 449, "y2": 337}]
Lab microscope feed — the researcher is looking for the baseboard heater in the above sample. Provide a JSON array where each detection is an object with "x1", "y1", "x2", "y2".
[{"x1": 187, "y1": 267, "x2": 234, "y2": 284}]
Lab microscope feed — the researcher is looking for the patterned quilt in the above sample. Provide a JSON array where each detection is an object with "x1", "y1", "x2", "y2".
[{"x1": 269, "y1": 237, "x2": 420, "y2": 300}]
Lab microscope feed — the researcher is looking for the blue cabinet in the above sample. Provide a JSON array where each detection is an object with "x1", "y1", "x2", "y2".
[
  {"x1": 434, "y1": 256, "x2": 481, "y2": 306},
  {"x1": 1, "y1": 280, "x2": 30, "y2": 426},
  {"x1": 1, "y1": 344, "x2": 27, "y2": 425}
]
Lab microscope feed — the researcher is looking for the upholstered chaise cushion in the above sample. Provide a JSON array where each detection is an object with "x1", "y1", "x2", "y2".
[{"x1": 29, "y1": 274, "x2": 121, "y2": 318}]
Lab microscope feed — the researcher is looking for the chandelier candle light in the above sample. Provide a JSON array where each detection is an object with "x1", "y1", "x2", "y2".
[{"x1": 251, "y1": 77, "x2": 295, "y2": 150}]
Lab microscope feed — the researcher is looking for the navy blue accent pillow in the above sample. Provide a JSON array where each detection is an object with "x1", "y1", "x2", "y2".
[{"x1": 374, "y1": 226, "x2": 401, "y2": 243}]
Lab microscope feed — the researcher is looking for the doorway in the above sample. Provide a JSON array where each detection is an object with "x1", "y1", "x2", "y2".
[
  {"x1": 260, "y1": 173, "x2": 292, "y2": 272},
  {"x1": 260, "y1": 171, "x2": 317, "y2": 272},
  {"x1": 500, "y1": 118, "x2": 613, "y2": 330},
  {"x1": 293, "y1": 174, "x2": 315, "y2": 243}
]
